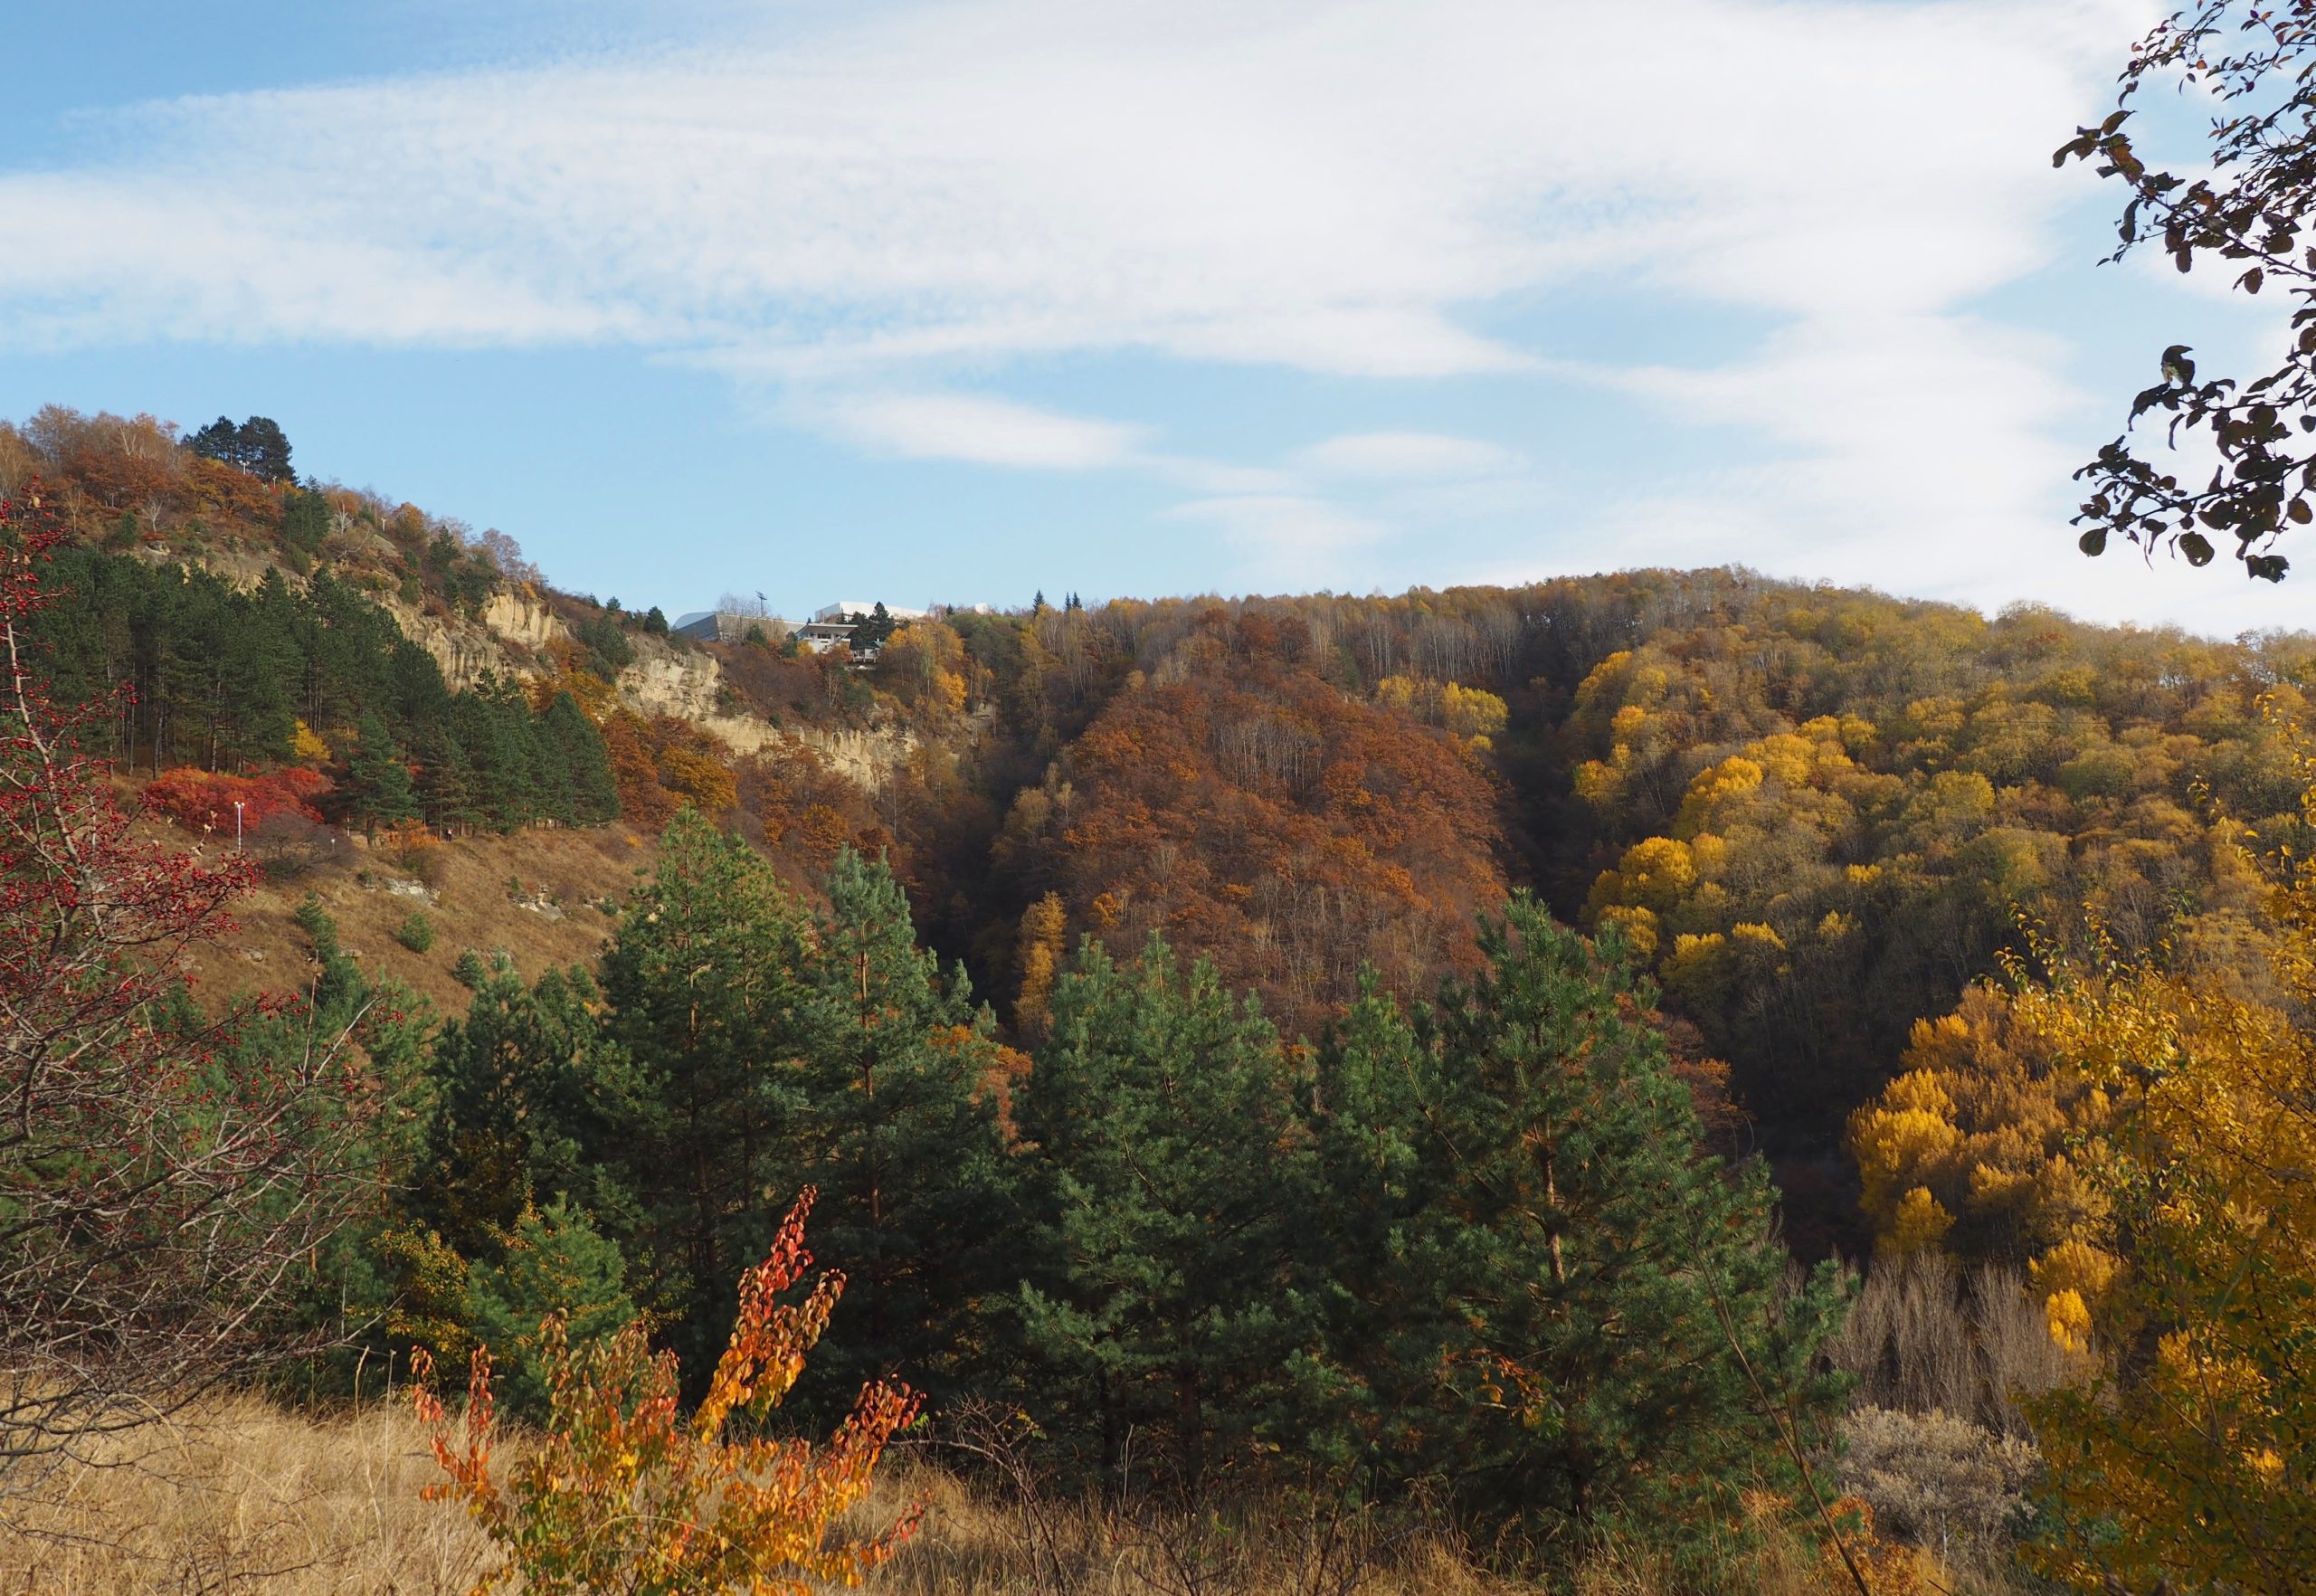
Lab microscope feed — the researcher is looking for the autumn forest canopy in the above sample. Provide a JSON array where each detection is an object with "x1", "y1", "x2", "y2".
[{"x1": 6, "y1": 382, "x2": 2316, "y2": 1591}]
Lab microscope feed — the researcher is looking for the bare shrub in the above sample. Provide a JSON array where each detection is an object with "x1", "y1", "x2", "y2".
[
  {"x1": 3, "y1": 512, "x2": 382, "y2": 1487},
  {"x1": 1825, "y1": 1256, "x2": 2082, "y2": 1433},
  {"x1": 1969, "y1": 1267, "x2": 2075, "y2": 1430},
  {"x1": 1825, "y1": 1253, "x2": 1979, "y2": 1418},
  {"x1": 252, "y1": 808, "x2": 335, "y2": 883},
  {"x1": 1837, "y1": 1406, "x2": 2038, "y2": 1553}
]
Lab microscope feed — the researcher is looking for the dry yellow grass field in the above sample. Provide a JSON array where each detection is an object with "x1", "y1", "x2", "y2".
[
  {"x1": 0, "y1": 1392, "x2": 1967, "y2": 1596},
  {"x1": 0, "y1": 1396, "x2": 493, "y2": 1595},
  {"x1": 0, "y1": 1396, "x2": 1535, "y2": 1596}
]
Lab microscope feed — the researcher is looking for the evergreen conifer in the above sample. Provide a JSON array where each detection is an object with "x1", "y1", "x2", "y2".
[
  {"x1": 344, "y1": 711, "x2": 418, "y2": 837},
  {"x1": 1017, "y1": 934, "x2": 1315, "y2": 1495},
  {"x1": 1309, "y1": 899, "x2": 1848, "y2": 1551},
  {"x1": 596, "y1": 812, "x2": 812, "y2": 1373},
  {"x1": 790, "y1": 849, "x2": 1020, "y2": 1413}
]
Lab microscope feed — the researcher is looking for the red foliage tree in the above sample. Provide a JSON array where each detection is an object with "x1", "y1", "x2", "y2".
[
  {"x1": 1023, "y1": 612, "x2": 1507, "y2": 1033},
  {"x1": 144, "y1": 765, "x2": 333, "y2": 835},
  {"x1": 0, "y1": 488, "x2": 380, "y2": 1471}
]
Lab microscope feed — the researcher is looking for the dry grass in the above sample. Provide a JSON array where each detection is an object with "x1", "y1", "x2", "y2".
[
  {"x1": 0, "y1": 1394, "x2": 491, "y2": 1595},
  {"x1": 0, "y1": 1397, "x2": 1521, "y2": 1596},
  {"x1": 849, "y1": 1460, "x2": 1526, "y2": 1596},
  {"x1": 0, "y1": 1395, "x2": 1866, "y2": 1596},
  {"x1": 158, "y1": 816, "x2": 655, "y2": 1015}
]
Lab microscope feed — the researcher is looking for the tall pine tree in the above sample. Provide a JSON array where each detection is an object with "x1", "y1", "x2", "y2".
[
  {"x1": 1307, "y1": 899, "x2": 1848, "y2": 1556},
  {"x1": 415, "y1": 955, "x2": 636, "y2": 1261},
  {"x1": 541, "y1": 690, "x2": 619, "y2": 823},
  {"x1": 1016, "y1": 934, "x2": 1316, "y2": 1496},
  {"x1": 789, "y1": 849, "x2": 1020, "y2": 1415},
  {"x1": 596, "y1": 811, "x2": 810, "y2": 1373},
  {"x1": 343, "y1": 711, "x2": 417, "y2": 837}
]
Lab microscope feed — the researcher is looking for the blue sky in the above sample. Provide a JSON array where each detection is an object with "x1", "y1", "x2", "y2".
[{"x1": 2, "y1": 0, "x2": 2300, "y2": 635}]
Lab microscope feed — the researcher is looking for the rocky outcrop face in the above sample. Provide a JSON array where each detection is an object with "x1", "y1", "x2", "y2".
[
  {"x1": 790, "y1": 725, "x2": 918, "y2": 786},
  {"x1": 145, "y1": 545, "x2": 937, "y2": 793},
  {"x1": 612, "y1": 638, "x2": 919, "y2": 781},
  {"x1": 377, "y1": 588, "x2": 564, "y2": 690},
  {"x1": 618, "y1": 636, "x2": 725, "y2": 722}
]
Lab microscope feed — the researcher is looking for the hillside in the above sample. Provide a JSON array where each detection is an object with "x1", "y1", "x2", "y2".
[
  {"x1": 15, "y1": 405, "x2": 2316, "y2": 1590},
  {"x1": 13, "y1": 404, "x2": 2316, "y2": 1257}
]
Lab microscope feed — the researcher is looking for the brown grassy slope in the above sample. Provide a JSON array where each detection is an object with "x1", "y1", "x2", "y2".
[
  {"x1": 161, "y1": 816, "x2": 660, "y2": 1012},
  {"x1": 0, "y1": 1396, "x2": 492, "y2": 1595},
  {"x1": 0, "y1": 1395, "x2": 1530, "y2": 1596},
  {"x1": 0, "y1": 1392, "x2": 2018, "y2": 1596}
]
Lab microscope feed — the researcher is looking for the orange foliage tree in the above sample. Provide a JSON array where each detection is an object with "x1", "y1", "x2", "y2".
[
  {"x1": 143, "y1": 765, "x2": 333, "y2": 834},
  {"x1": 1010, "y1": 610, "x2": 1505, "y2": 1033},
  {"x1": 412, "y1": 1188, "x2": 923, "y2": 1596}
]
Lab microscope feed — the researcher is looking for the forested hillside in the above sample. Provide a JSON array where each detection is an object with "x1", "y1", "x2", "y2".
[
  {"x1": 11, "y1": 404, "x2": 2312, "y2": 1242},
  {"x1": 9, "y1": 405, "x2": 2316, "y2": 1587}
]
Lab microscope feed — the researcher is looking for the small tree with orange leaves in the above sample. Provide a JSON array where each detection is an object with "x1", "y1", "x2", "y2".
[{"x1": 412, "y1": 1188, "x2": 923, "y2": 1595}]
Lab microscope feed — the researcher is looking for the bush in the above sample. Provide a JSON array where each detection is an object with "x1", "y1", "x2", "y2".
[
  {"x1": 461, "y1": 1200, "x2": 637, "y2": 1424},
  {"x1": 394, "y1": 911, "x2": 435, "y2": 954},
  {"x1": 412, "y1": 1188, "x2": 921, "y2": 1591},
  {"x1": 382, "y1": 824, "x2": 443, "y2": 887},
  {"x1": 145, "y1": 765, "x2": 332, "y2": 834},
  {"x1": 251, "y1": 809, "x2": 332, "y2": 885},
  {"x1": 1838, "y1": 1405, "x2": 2039, "y2": 1549}
]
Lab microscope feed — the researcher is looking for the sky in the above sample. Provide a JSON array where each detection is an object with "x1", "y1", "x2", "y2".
[{"x1": 1, "y1": 0, "x2": 2303, "y2": 636}]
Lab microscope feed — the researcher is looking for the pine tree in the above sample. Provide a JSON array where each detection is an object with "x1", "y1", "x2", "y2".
[
  {"x1": 186, "y1": 416, "x2": 242, "y2": 468},
  {"x1": 280, "y1": 486, "x2": 330, "y2": 560},
  {"x1": 596, "y1": 811, "x2": 812, "y2": 1373},
  {"x1": 237, "y1": 416, "x2": 295, "y2": 483},
  {"x1": 217, "y1": 568, "x2": 301, "y2": 765},
  {"x1": 541, "y1": 690, "x2": 619, "y2": 823},
  {"x1": 453, "y1": 679, "x2": 540, "y2": 831},
  {"x1": 417, "y1": 955, "x2": 634, "y2": 1260},
  {"x1": 789, "y1": 849, "x2": 1020, "y2": 1413},
  {"x1": 1016, "y1": 934, "x2": 1315, "y2": 1496},
  {"x1": 344, "y1": 711, "x2": 417, "y2": 837},
  {"x1": 462, "y1": 1198, "x2": 640, "y2": 1424},
  {"x1": 1309, "y1": 898, "x2": 1848, "y2": 1552},
  {"x1": 414, "y1": 725, "x2": 479, "y2": 834}
]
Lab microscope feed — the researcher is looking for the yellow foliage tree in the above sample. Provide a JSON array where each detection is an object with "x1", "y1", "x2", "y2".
[
  {"x1": 1014, "y1": 891, "x2": 1067, "y2": 1035},
  {"x1": 289, "y1": 717, "x2": 331, "y2": 765},
  {"x1": 1374, "y1": 676, "x2": 1508, "y2": 746},
  {"x1": 2011, "y1": 756, "x2": 2316, "y2": 1588},
  {"x1": 1846, "y1": 986, "x2": 2114, "y2": 1276}
]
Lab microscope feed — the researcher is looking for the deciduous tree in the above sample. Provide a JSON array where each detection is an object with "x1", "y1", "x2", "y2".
[
  {"x1": 2058, "y1": 2, "x2": 2316, "y2": 581},
  {"x1": 0, "y1": 493, "x2": 383, "y2": 1471}
]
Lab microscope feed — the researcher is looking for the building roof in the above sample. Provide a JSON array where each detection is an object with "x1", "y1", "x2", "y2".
[{"x1": 813, "y1": 601, "x2": 931, "y2": 623}]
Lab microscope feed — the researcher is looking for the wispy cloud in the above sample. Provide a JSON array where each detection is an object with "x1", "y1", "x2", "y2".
[
  {"x1": 5, "y1": 0, "x2": 2235, "y2": 622},
  {"x1": 1294, "y1": 432, "x2": 1520, "y2": 481},
  {"x1": 821, "y1": 392, "x2": 1144, "y2": 470},
  {"x1": 1165, "y1": 494, "x2": 1391, "y2": 581},
  {"x1": 0, "y1": 0, "x2": 2128, "y2": 375}
]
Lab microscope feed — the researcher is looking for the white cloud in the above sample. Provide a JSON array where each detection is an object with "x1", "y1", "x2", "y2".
[
  {"x1": 1165, "y1": 494, "x2": 1390, "y2": 577},
  {"x1": 14, "y1": 0, "x2": 2274, "y2": 626},
  {"x1": 0, "y1": 0, "x2": 2135, "y2": 377},
  {"x1": 1294, "y1": 432, "x2": 1519, "y2": 480},
  {"x1": 821, "y1": 392, "x2": 1142, "y2": 470}
]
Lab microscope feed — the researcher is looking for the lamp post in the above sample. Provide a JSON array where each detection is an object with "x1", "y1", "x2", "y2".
[{"x1": 232, "y1": 799, "x2": 245, "y2": 853}]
